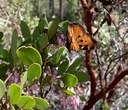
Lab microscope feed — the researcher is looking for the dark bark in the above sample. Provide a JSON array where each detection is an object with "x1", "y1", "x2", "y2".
[
  {"x1": 49, "y1": 0, "x2": 54, "y2": 18},
  {"x1": 59, "y1": 0, "x2": 64, "y2": 20}
]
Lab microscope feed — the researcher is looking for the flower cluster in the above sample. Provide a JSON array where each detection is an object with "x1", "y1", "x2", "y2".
[{"x1": 59, "y1": 92, "x2": 79, "y2": 106}]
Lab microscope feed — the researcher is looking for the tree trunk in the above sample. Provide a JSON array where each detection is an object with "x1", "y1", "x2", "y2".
[
  {"x1": 49, "y1": 0, "x2": 54, "y2": 18},
  {"x1": 59, "y1": 0, "x2": 64, "y2": 20}
]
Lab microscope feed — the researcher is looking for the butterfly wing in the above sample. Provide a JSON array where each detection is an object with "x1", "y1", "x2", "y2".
[{"x1": 67, "y1": 23, "x2": 95, "y2": 51}]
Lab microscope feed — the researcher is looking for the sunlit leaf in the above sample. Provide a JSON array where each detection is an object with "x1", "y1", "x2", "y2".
[
  {"x1": 17, "y1": 96, "x2": 35, "y2": 109},
  {"x1": 62, "y1": 89, "x2": 75, "y2": 96},
  {"x1": 20, "y1": 71, "x2": 27, "y2": 88},
  {"x1": 7, "y1": 84, "x2": 21, "y2": 104},
  {"x1": 102, "y1": 102, "x2": 110, "y2": 110},
  {"x1": 27, "y1": 63, "x2": 42, "y2": 82},
  {"x1": 34, "y1": 97, "x2": 49, "y2": 110},
  {"x1": 63, "y1": 74, "x2": 78, "y2": 87},
  {"x1": 16, "y1": 46, "x2": 42, "y2": 67},
  {"x1": 0, "y1": 79, "x2": 5, "y2": 99}
]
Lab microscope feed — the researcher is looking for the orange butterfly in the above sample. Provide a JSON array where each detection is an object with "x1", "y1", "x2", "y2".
[{"x1": 67, "y1": 23, "x2": 96, "y2": 51}]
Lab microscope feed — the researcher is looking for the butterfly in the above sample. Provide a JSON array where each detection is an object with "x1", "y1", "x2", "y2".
[{"x1": 66, "y1": 23, "x2": 96, "y2": 51}]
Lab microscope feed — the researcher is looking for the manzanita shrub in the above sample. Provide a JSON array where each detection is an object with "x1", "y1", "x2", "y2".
[{"x1": 0, "y1": 15, "x2": 89, "y2": 109}]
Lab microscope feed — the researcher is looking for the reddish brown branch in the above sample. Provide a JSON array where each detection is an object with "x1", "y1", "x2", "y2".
[
  {"x1": 82, "y1": 69, "x2": 128, "y2": 110},
  {"x1": 86, "y1": 50, "x2": 96, "y2": 96},
  {"x1": 80, "y1": 0, "x2": 94, "y2": 35}
]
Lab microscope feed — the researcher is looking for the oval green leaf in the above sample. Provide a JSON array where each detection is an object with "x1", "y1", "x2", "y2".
[
  {"x1": 10, "y1": 29, "x2": 18, "y2": 66},
  {"x1": 34, "y1": 97, "x2": 49, "y2": 110},
  {"x1": 38, "y1": 33, "x2": 49, "y2": 50},
  {"x1": 38, "y1": 16, "x2": 48, "y2": 34},
  {"x1": 63, "y1": 74, "x2": 78, "y2": 87},
  {"x1": 48, "y1": 16, "x2": 59, "y2": 39},
  {"x1": 62, "y1": 89, "x2": 75, "y2": 96},
  {"x1": 67, "y1": 56, "x2": 84, "y2": 72},
  {"x1": 68, "y1": 71, "x2": 90, "y2": 83},
  {"x1": 0, "y1": 79, "x2": 5, "y2": 99},
  {"x1": 27, "y1": 63, "x2": 42, "y2": 82},
  {"x1": 50, "y1": 46, "x2": 66, "y2": 65},
  {"x1": 20, "y1": 20, "x2": 31, "y2": 39},
  {"x1": 20, "y1": 71, "x2": 27, "y2": 88},
  {"x1": 16, "y1": 46, "x2": 42, "y2": 67},
  {"x1": 58, "y1": 59, "x2": 69, "y2": 75},
  {"x1": 7, "y1": 83, "x2": 21, "y2": 104},
  {"x1": 17, "y1": 96, "x2": 35, "y2": 109}
]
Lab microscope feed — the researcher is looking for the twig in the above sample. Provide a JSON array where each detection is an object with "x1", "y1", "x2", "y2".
[
  {"x1": 4, "y1": 69, "x2": 14, "y2": 84},
  {"x1": 111, "y1": 51, "x2": 128, "y2": 62},
  {"x1": 95, "y1": 48, "x2": 104, "y2": 89}
]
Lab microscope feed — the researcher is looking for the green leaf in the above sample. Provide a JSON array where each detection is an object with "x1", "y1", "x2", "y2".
[
  {"x1": 79, "y1": 96, "x2": 86, "y2": 101},
  {"x1": 43, "y1": 47, "x2": 51, "y2": 60},
  {"x1": 0, "y1": 49, "x2": 9, "y2": 62},
  {"x1": 69, "y1": 71, "x2": 89, "y2": 83},
  {"x1": 48, "y1": 16, "x2": 59, "y2": 39},
  {"x1": 41, "y1": 75, "x2": 52, "y2": 87},
  {"x1": 67, "y1": 56, "x2": 84, "y2": 72},
  {"x1": 102, "y1": 102, "x2": 110, "y2": 110},
  {"x1": 27, "y1": 63, "x2": 42, "y2": 82},
  {"x1": 0, "y1": 62, "x2": 9, "y2": 80},
  {"x1": 10, "y1": 29, "x2": 18, "y2": 66},
  {"x1": 58, "y1": 59, "x2": 69, "y2": 75},
  {"x1": 0, "y1": 79, "x2": 5, "y2": 99},
  {"x1": 20, "y1": 38, "x2": 33, "y2": 46},
  {"x1": 17, "y1": 96, "x2": 35, "y2": 109},
  {"x1": 38, "y1": 15, "x2": 48, "y2": 34},
  {"x1": 50, "y1": 46, "x2": 66, "y2": 65},
  {"x1": 0, "y1": 32, "x2": 3, "y2": 42},
  {"x1": 62, "y1": 89, "x2": 75, "y2": 96},
  {"x1": 59, "y1": 20, "x2": 69, "y2": 36},
  {"x1": 20, "y1": 20, "x2": 31, "y2": 39},
  {"x1": 10, "y1": 105, "x2": 15, "y2": 110},
  {"x1": 20, "y1": 71, "x2": 27, "y2": 88},
  {"x1": 38, "y1": 33, "x2": 49, "y2": 50},
  {"x1": 16, "y1": 46, "x2": 42, "y2": 67},
  {"x1": 34, "y1": 97, "x2": 49, "y2": 110},
  {"x1": 32, "y1": 27, "x2": 40, "y2": 40},
  {"x1": 7, "y1": 83, "x2": 21, "y2": 104},
  {"x1": 63, "y1": 74, "x2": 78, "y2": 87}
]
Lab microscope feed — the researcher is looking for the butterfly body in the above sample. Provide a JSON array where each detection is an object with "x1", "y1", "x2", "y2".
[{"x1": 67, "y1": 23, "x2": 95, "y2": 51}]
